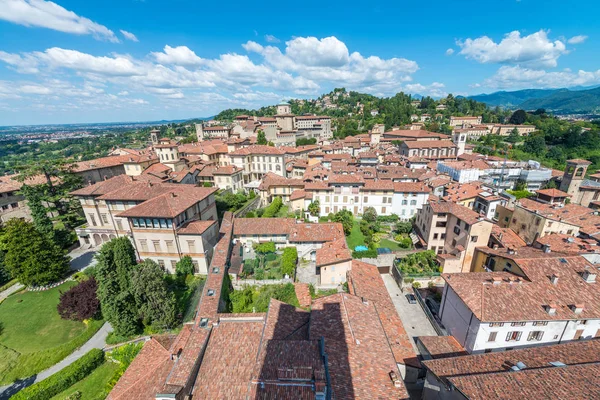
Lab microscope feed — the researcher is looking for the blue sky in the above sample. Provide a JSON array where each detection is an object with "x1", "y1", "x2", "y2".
[{"x1": 0, "y1": 0, "x2": 599, "y2": 125}]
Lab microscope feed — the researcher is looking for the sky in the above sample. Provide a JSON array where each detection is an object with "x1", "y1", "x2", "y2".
[{"x1": 0, "y1": 0, "x2": 599, "y2": 125}]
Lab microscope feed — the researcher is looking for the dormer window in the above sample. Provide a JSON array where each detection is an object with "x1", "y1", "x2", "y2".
[
  {"x1": 207, "y1": 289, "x2": 215, "y2": 296},
  {"x1": 212, "y1": 267, "x2": 220, "y2": 274},
  {"x1": 544, "y1": 304, "x2": 557, "y2": 315}
]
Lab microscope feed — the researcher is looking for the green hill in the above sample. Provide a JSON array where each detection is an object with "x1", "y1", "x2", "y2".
[
  {"x1": 520, "y1": 87, "x2": 600, "y2": 113},
  {"x1": 468, "y1": 89, "x2": 562, "y2": 108}
]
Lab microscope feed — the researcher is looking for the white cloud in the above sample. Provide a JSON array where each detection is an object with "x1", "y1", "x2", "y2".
[
  {"x1": 0, "y1": 35, "x2": 429, "y2": 119},
  {"x1": 0, "y1": 0, "x2": 118, "y2": 42},
  {"x1": 242, "y1": 40, "x2": 264, "y2": 53},
  {"x1": 151, "y1": 45, "x2": 203, "y2": 66},
  {"x1": 404, "y1": 82, "x2": 447, "y2": 98},
  {"x1": 457, "y1": 30, "x2": 567, "y2": 68},
  {"x1": 264, "y1": 34, "x2": 280, "y2": 43},
  {"x1": 19, "y1": 84, "x2": 51, "y2": 94},
  {"x1": 285, "y1": 36, "x2": 350, "y2": 67},
  {"x1": 0, "y1": 50, "x2": 40, "y2": 73},
  {"x1": 445, "y1": 48, "x2": 454, "y2": 56},
  {"x1": 36, "y1": 47, "x2": 141, "y2": 76},
  {"x1": 120, "y1": 29, "x2": 138, "y2": 42},
  {"x1": 482, "y1": 65, "x2": 600, "y2": 89},
  {"x1": 567, "y1": 35, "x2": 588, "y2": 44}
]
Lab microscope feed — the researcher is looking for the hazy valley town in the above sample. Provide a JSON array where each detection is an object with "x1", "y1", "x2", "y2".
[{"x1": 1, "y1": 1, "x2": 600, "y2": 399}]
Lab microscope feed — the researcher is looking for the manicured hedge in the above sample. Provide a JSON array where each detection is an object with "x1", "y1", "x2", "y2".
[
  {"x1": 352, "y1": 249, "x2": 378, "y2": 259},
  {"x1": 12, "y1": 348, "x2": 105, "y2": 400}
]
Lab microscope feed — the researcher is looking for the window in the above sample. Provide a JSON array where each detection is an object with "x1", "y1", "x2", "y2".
[
  {"x1": 453, "y1": 226, "x2": 461, "y2": 235},
  {"x1": 506, "y1": 331, "x2": 522, "y2": 341},
  {"x1": 410, "y1": 200, "x2": 417, "y2": 206},
  {"x1": 187, "y1": 240, "x2": 196, "y2": 253},
  {"x1": 433, "y1": 233, "x2": 439, "y2": 239},
  {"x1": 354, "y1": 196, "x2": 359, "y2": 202},
  {"x1": 101, "y1": 214, "x2": 109, "y2": 224},
  {"x1": 157, "y1": 260, "x2": 165, "y2": 268},
  {"x1": 440, "y1": 233, "x2": 446, "y2": 239},
  {"x1": 382, "y1": 207, "x2": 386, "y2": 214},
  {"x1": 533, "y1": 321, "x2": 548, "y2": 326},
  {"x1": 471, "y1": 236, "x2": 478, "y2": 242},
  {"x1": 511, "y1": 322, "x2": 526, "y2": 327},
  {"x1": 528, "y1": 331, "x2": 544, "y2": 341},
  {"x1": 363, "y1": 196, "x2": 368, "y2": 203},
  {"x1": 139, "y1": 240, "x2": 148, "y2": 252},
  {"x1": 436, "y1": 221, "x2": 447, "y2": 228},
  {"x1": 488, "y1": 332, "x2": 497, "y2": 342},
  {"x1": 152, "y1": 240, "x2": 161, "y2": 252},
  {"x1": 489, "y1": 322, "x2": 504, "y2": 327},
  {"x1": 334, "y1": 196, "x2": 339, "y2": 203},
  {"x1": 170, "y1": 260, "x2": 177, "y2": 269},
  {"x1": 89, "y1": 214, "x2": 97, "y2": 227},
  {"x1": 166, "y1": 241, "x2": 175, "y2": 252},
  {"x1": 463, "y1": 222, "x2": 470, "y2": 230}
]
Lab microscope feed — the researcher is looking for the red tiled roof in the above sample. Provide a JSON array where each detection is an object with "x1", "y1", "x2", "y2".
[
  {"x1": 116, "y1": 187, "x2": 217, "y2": 218},
  {"x1": 177, "y1": 219, "x2": 217, "y2": 235},
  {"x1": 229, "y1": 145, "x2": 284, "y2": 156},
  {"x1": 310, "y1": 293, "x2": 410, "y2": 399},
  {"x1": 449, "y1": 362, "x2": 600, "y2": 400},
  {"x1": 70, "y1": 174, "x2": 163, "y2": 196},
  {"x1": 417, "y1": 336, "x2": 468, "y2": 359},
  {"x1": 294, "y1": 283, "x2": 312, "y2": 308},
  {"x1": 347, "y1": 260, "x2": 418, "y2": 368},
  {"x1": 443, "y1": 252, "x2": 600, "y2": 321},
  {"x1": 536, "y1": 188, "x2": 571, "y2": 198},
  {"x1": 233, "y1": 218, "x2": 295, "y2": 236}
]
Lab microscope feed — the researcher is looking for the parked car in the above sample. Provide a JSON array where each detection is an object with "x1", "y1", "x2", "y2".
[{"x1": 405, "y1": 293, "x2": 417, "y2": 304}]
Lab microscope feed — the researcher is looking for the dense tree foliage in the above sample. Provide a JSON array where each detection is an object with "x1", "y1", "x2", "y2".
[
  {"x1": 57, "y1": 278, "x2": 100, "y2": 321},
  {"x1": 296, "y1": 138, "x2": 317, "y2": 146},
  {"x1": 509, "y1": 109, "x2": 527, "y2": 125},
  {"x1": 262, "y1": 196, "x2": 283, "y2": 218},
  {"x1": 131, "y1": 260, "x2": 177, "y2": 330},
  {"x1": 0, "y1": 219, "x2": 70, "y2": 286},
  {"x1": 331, "y1": 209, "x2": 353, "y2": 235},
  {"x1": 281, "y1": 247, "x2": 298, "y2": 277},
  {"x1": 362, "y1": 207, "x2": 377, "y2": 223},
  {"x1": 96, "y1": 238, "x2": 179, "y2": 335},
  {"x1": 256, "y1": 130, "x2": 267, "y2": 145},
  {"x1": 307, "y1": 200, "x2": 320, "y2": 217},
  {"x1": 175, "y1": 255, "x2": 195, "y2": 277},
  {"x1": 95, "y1": 237, "x2": 139, "y2": 337},
  {"x1": 228, "y1": 283, "x2": 300, "y2": 313}
]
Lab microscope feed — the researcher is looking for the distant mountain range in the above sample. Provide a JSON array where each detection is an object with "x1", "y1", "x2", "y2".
[{"x1": 467, "y1": 85, "x2": 600, "y2": 114}]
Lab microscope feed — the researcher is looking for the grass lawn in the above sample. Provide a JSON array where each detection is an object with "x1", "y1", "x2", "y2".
[
  {"x1": 346, "y1": 220, "x2": 366, "y2": 250},
  {"x1": 0, "y1": 282, "x2": 104, "y2": 385},
  {"x1": 49, "y1": 360, "x2": 119, "y2": 400},
  {"x1": 378, "y1": 238, "x2": 404, "y2": 251}
]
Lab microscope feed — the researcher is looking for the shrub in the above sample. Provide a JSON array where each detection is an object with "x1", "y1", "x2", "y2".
[
  {"x1": 395, "y1": 221, "x2": 413, "y2": 234},
  {"x1": 12, "y1": 349, "x2": 104, "y2": 400},
  {"x1": 262, "y1": 197, "x2": 283, "y2": 218},
  {"x1": 281, "y1": 247, "x2": 298, "y2": 277},
  {"x1": 245, "y1": 211, "x2": 256, "y2": 218},
  {"x1": 352, "y1": 249, "x2": 378, "y2": 259},
  {"x1": 57, "y1": 278, "x2": 100, "y2": 321},
  {"x1": 377, "y1": 214, "x2": 399, "y2": 223},
  {"x1": 412, "y1": 281, "x2": 421, "y2": 289},
  {"x1": 175, "y1": 256, "x2": 195, "y2": 277},
  {"x1": 254, "y1": 268, "x2": 265, "y2": 280},
  {"x1": 404, "y1": 277, "x2": 415, "y2": 284},
  {"x1": 254, "y1": 242, "x2": 276, "y2": 254},
  {"x1": 362, "y1": 207, "x2": 378, "y2": 223}
]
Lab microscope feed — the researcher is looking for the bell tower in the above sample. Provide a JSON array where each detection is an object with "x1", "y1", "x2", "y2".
[{"x1": 559, "y1": 159, "x2": 591, "y2": 196}]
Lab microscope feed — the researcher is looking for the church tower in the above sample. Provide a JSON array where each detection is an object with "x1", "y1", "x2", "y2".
[{"x1": 559, "y1": 159, "x2": 591, "y2": 196}]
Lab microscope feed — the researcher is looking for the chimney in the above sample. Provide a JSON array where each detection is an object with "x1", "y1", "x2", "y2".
[
  {"x1": 550, "y1": 274, "x2": 559, "y2": 285},
  {"x1": 543, "y1": 244, "x2": 551, "y2": 253},
  {"x1": 492, "y1": 277, "x2": 502, "y2": 285}
]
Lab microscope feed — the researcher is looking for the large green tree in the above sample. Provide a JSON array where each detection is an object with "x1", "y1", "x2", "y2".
[
  {"x1": 95, "y1": 237, "x2": 139, "y2": 337},
  {"x1": 332, "y1": 209, "x2": 353, "y2": 235},
  {"x1": 131, "y1": 260, "x2": 177, "y2": 330},
  {"x1": 0, "y1": 219, "x2": 70, "y2": 286},
  {"x1": 257, "y1": 130, "x2": 268, "y2": 145}
]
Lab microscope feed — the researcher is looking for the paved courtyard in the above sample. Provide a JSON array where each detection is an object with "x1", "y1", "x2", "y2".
[{"x1": 381, "y1": 274, "x2": 437, "y2": 354}]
